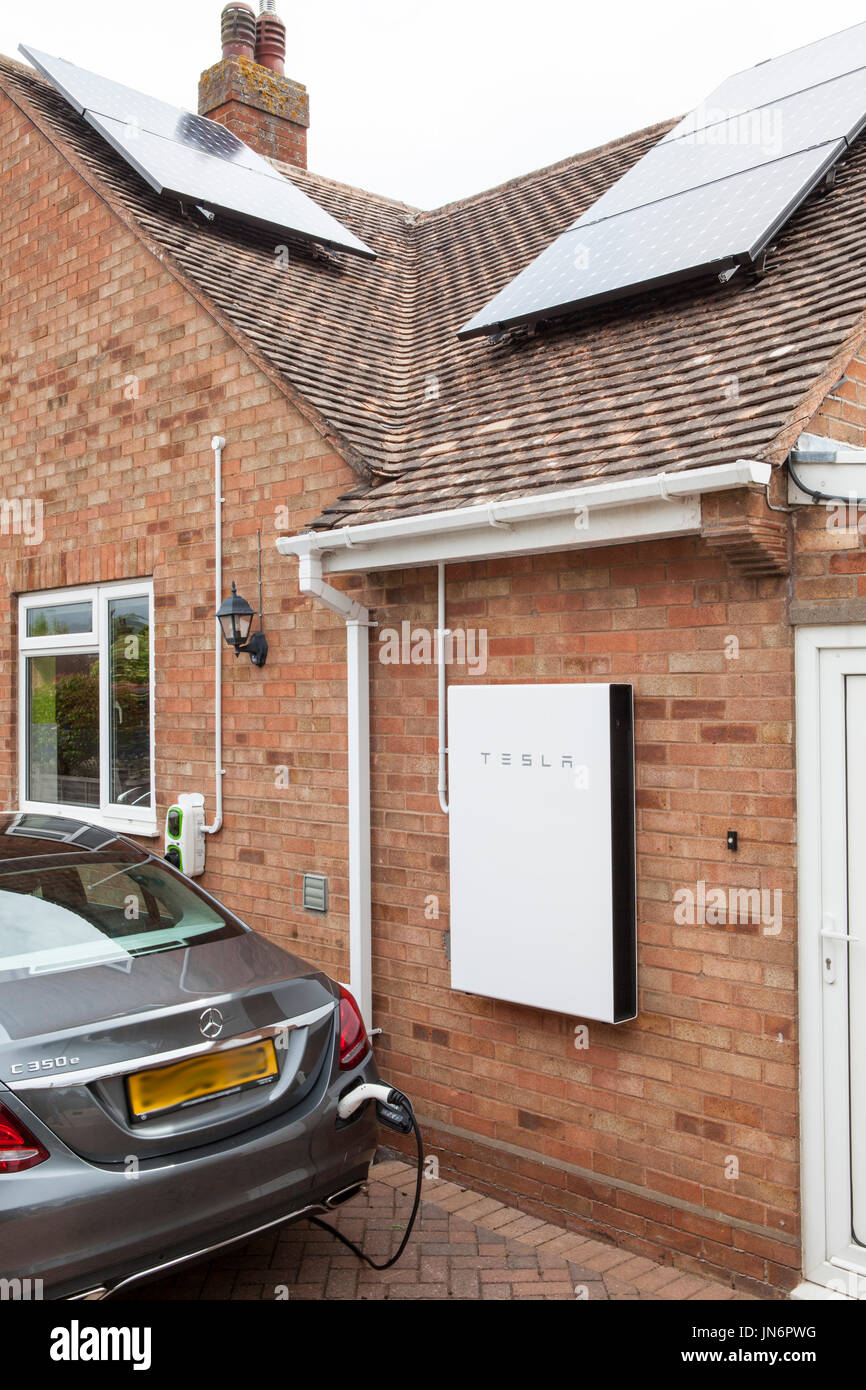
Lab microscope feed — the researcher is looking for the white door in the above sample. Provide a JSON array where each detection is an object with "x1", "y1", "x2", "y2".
[
  {"x1": 797, "y1": 629, "x2": 866, "y2": 1296},
  {"x1": 843, "y1": 677, "x2": 866, "y2": 1255}
]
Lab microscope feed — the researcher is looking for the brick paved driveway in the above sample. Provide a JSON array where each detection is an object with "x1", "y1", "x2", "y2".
[{"x1": 121, "y1": 1160, "x2": 760, "y2": 1302}]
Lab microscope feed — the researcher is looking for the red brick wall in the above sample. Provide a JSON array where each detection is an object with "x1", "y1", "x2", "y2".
[
  {"x1": 360, "y1": 541, "x2": 798, "y2": 1296},
  {"x1": 206, "y1": 99, "x2": 308, "y2": 169},
  {"x1": 793, "y1": 353, "x2": 866, "y2": 609},
  {"x1": 0, "y1": 92, "x2": 359, "y2": 983},
  {"x1": 6, "y1": 84, "x2": 866, "y2": 1299},
  {"x1": 198, "y1": 58, "x2": 309, "y2": 169},
  {"x1": 808, "y1": 352, "x2": 866, "y2": 447}
]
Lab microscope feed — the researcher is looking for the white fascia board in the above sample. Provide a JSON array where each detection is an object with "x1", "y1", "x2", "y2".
[
  {"x1": 794, "y1": 431, "x2": 866, "y2": 462},
  {"x1": 788, "y1": 461, "x2": 866, "y2": 504},
  {"x1": 318, "y1": 494, "x2": 701, "y2": 571},
  {"x1": 788, "y1": 432, "x2": 866, "y2": 504},
  {"x1": 276, "y1": 460, "x2": 771, "y2": 574}
]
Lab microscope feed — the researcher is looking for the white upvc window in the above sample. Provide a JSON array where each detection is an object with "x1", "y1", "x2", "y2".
[{"x1": 18, "y1": 581, "x2": 157, "y2": 835}]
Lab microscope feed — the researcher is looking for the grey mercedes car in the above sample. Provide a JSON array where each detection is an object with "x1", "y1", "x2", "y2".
[{"x1": 0, "y1": 812, "x2": 383, "y2": 1299}]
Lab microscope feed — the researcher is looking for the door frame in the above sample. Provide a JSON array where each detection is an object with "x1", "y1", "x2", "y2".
[{"x1": 796, "y1": 624, "x2": 866, "y2": 1298}]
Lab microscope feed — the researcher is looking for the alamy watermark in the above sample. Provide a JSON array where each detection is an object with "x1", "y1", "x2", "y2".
[
  {"x1": 825, "y1": 500, "x2": 866, "y2": 534},
  {"x1": 674, "y1": 880, "x2": 782, "y2": 935},
  {"x1": 0, "y1": 1276, "x2": 43, "y2": 1300},
  {"x1": 683, "y1": 102, "x2": 784, "y2": 158},
  {"x1": 0, "y1": 497, "x2": 43, "y2": 546},
  {"x1": 378, "y1": 621, "x2": 488, "y2": 675}
]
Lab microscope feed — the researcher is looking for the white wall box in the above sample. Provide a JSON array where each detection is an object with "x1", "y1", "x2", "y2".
[{"x1": 448, "y1": 683, "x2": 636, "y2": 1022}]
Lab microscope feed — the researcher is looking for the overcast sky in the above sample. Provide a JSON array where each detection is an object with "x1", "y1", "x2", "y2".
[{"x1": 3, "y1": 1, "x2": 865, "y2": 208}]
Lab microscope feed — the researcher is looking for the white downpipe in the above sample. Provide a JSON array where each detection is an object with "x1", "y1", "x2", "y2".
[
  {"x1": 346, "y1": 617, "x2": 372, "y2": 1027},
  {"x1": 296, "y1": 552, "x2": 373, "y2": 1027},
  {"x1": 437, "y1": 562, "x2": 449, "y2": 815},
  {"x1": 204, "y1": 435, "x2": 226, "y2": 835},
  {"x1": 297, "y1": 552, "x2": 369, "y2": 622}
]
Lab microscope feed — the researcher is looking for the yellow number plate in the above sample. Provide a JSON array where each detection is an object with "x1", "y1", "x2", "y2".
[{"x1": 127, "y1": 1039, "x2": 278, "y2": 1120}]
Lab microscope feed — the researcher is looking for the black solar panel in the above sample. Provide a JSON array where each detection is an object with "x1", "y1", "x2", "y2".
[
  {"x1": 20, "y1": 44, "x2": 375, "y2": 259},
  {"x1": 459, "y1": 23, "x2": 866, "y2": 338}
]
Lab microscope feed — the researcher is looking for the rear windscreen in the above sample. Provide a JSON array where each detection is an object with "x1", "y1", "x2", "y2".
[{"x1": 0, "y1": 856, "x2": 245, "y2": 979}]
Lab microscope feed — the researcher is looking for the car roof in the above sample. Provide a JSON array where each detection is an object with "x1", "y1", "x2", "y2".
[{"x1": 0, "y1": 814, "x2": 148, "y2": 864}]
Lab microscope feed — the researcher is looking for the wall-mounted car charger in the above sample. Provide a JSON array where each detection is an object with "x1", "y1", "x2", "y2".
[{"x1": 164, "y1": 793, "x2": 206, "y2": 876}]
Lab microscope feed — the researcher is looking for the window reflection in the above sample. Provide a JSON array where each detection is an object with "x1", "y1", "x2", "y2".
[
  {"x1": 28, "y1": 654, "x2": 99, "y2": 806},
  {"x1": 108, "y1": 596, "x2": 151, "y2": 807}
]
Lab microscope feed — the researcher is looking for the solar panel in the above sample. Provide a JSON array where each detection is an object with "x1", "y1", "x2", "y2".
[
  {"x1": 20, "y1": 44, "x2": 375, "y2": 260},
  {"x1": 459, "y1": 23, "x2": 866, "y2": 339},
  {"x1": 667, "y1": 21, "x2": 866, "y2": 139},
  {"x1": 579, "y1": 67, "x2": 866, "y2": 227},
  {"x1": 461, "y1": 143, "x2": 841, "y2": 330}
]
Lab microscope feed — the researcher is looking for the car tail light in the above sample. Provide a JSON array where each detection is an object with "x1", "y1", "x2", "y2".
[
  {"x1": 0, "y1": 1102, "x2": 49, "y2": 1173},
  {"x1": 338, "y1": 987, "x2": 371, "y2": 1070}
]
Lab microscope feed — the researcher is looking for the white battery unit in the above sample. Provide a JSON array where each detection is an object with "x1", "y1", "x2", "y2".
[{"x1": 448, "y1": 683, "x2": 636, "y2": 1022}]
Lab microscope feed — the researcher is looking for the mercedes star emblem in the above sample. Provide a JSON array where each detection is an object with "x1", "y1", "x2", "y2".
[{"x1": 199, "y1": 1007, "x2": 224, "y2": 1039}]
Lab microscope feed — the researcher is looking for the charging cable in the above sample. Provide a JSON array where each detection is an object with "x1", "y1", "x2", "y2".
[{"x1": 311, "y1": 1084, "x2": 424, "y2": 1270}]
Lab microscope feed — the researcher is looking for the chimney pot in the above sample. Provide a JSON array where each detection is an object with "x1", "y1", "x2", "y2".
[
  {"x1": 200, "y1": 0, "x2": 308, "y2": 168},
  {"x1": 255, "y1": 4, "x2": 286, "y2": 74},
  {"x1": 220, "y1": 3, "x2": 256, "y2": 61}
]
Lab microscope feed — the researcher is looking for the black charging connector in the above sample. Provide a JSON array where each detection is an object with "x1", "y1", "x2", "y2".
[
  {"x1": 376, "y1": 1098, "x2": 414, "y2": 1134},
  {"x1": 312, "y1": 1089, "x2": 423, "y2": 1270}
]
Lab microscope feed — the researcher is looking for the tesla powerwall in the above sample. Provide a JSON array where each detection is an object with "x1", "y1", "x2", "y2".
[{"x1": 448, "y1": 683, "x2": 636, "y2": 1022}]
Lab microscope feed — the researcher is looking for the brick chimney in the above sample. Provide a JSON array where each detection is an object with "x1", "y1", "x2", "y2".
[{"x1": 198, "y1": 2, "x2": 309, "y2": 169}]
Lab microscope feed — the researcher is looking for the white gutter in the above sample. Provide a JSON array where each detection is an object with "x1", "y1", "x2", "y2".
[
  {"x1": 204, "y1": 435, "x2": 226, "y2": 835},
  {"x1": 297, "y1": 553, "x2": 373, "y2": 1028},
  {"x1": 276, "y1": 460, "x2": 771, "y2": 574}
]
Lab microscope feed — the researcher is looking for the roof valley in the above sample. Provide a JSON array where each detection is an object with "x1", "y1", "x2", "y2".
[{"x1": 3, "y1": 54, "x2": 866, "y2": 529}]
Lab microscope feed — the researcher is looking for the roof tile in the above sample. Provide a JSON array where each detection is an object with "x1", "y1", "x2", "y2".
[{"x1": 3, "y1": 55, "x2": 866, "y2": 530}]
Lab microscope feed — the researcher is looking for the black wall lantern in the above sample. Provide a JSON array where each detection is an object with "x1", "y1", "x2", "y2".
[{"x1": 216, "y1": 533, "x2": 268, "y2": 667}]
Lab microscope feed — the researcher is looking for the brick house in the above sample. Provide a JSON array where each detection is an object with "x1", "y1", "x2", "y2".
[{"x1": 2, "y1": 11, "x2": 866, "y2": 1299}]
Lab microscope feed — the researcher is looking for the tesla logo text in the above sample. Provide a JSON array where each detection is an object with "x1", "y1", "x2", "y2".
[
  {"x1": 480, "y1": 752, "x2": 578, "y2": 767},
  {"x1": 199, "y1": 1007, "x2": 224, "y2": 1039}
]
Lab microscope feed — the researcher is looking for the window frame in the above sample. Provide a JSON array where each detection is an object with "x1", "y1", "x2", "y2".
[{"x1": 18, "y1": 581, "x2": 157, "y2": 835}]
